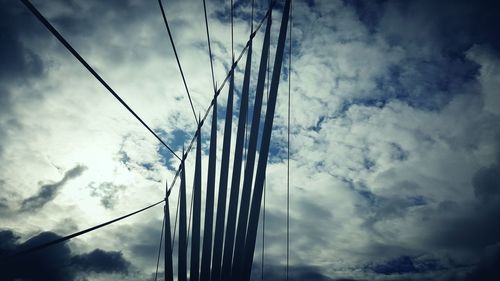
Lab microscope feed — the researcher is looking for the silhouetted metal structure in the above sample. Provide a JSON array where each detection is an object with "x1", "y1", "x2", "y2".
[
  {"x1": 164, "y1": 1, "x2": 292, "y2": 280},
  {"x1": 12, "y1": 0, "x2": 292, "y2": 280}
]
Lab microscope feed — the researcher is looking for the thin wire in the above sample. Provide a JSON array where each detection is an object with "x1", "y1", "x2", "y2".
[
  {"x1": 20, "y1": 0, "x2": 181, "y2": 161},
  {"x1": 231, "y1": 0, "x2": 234, "y2": 60},
  {"x1": 154, "y1": 211, "x2": 166, "y2": 281},
  {"x1": 3, "y1": 199, "x2": 165, "y2": 261},
  {"x1": 157, "y1": 0, "x2": 199, "y2": 125},
  {"x1": 203, "y1": 0, "x2": 218, "y2": 93},
  {"x1": 262, "y1": 19, "x2": 271, "y2": 281},
  {"x1": 286, "y1": 2, "x2": 292, "y2": 280}
]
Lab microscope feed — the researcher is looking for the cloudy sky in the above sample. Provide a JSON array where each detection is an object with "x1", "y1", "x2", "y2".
[{"x1": 1, "y1": 0, "x2": 500, "y2": 280}]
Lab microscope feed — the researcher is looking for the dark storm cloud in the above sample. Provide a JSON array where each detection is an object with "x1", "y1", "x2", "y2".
[
  {"x1": 0, "y1": 0, "x2": 45, "y2": 81},
  {"x1": 357, "y1": 168, "x2": 500, "y2": 274},
  {"x1": 354, "y1": 155, "x2": 500, "y2": 279},
  {"x1": 0, "y1": 0, "x2": 171, "y2": 104},
  {"x1": 0, "y1": 0, "x2": 166, "y2": 99},
  {"x1": 422, "y1": 201, "x2": 500, "y2": 255},
  {"x1": 421, "y1": 152, "x2": 500, "y2": 253},
  {"x1": 71, "y1": 248, "x2": 130, "y2": 273},
  {"x1": 363, "y1": 247, "x2": 500, "y2": 281},
  {"x1": 0, "y1": 26, "x2": 43, "y2": 81},
  {"x1": 21, "y1": 165, "x2": 87, "y2": 212},
  {"x1": 344, "y1": 0, "x2": 499, "y2": 109},
  {"x1": 0, "y1": 229, "x2": 130, "y2": 281},
  {"x1": 424, "y1": 153, "x2": 500, "y2": 252},
  {"x1": 464, "y1": 244, "x2": 500, "y2": 281},
  {"x1": 343, "y1": 0, "x2": 384, "y2": 33},
  {"x1": 21, "y1": 0, "x2": 159, "y2": 37},
  {"x1": 0, "y1": 0, "x2": 48, "y2": 156},
  {"x1": 0, "y1": 0, "x2": 45, "y2": 112},
  {"x1": 389, "y1": 58, "x2": 479, "y2": 109},
  {"x1": 366, "y1": 255, "x2": 442, "y2": 275},
  {"x1": 35, "y1": 0, "x2": 174, "y2": 66},
  {"x1": 349, "y1": 0, "x2": 500, "y2": 53}
]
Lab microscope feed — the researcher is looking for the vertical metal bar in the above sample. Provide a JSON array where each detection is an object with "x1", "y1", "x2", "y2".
[
  {"x1": 201, "y1": 99, "x2": 218, "y2": 280},
  {"x1": 211, "y1": 71, "x2": 235, "y2": 281},
  {"x1": 232, "y1": 5, "x2": 273, "y2": 279},
  {"x1": 179, "y1": 155, "x2": 188, "y2": 281},
  {"x1": 164, "y1": 186, "x2": 174, "y2": 281},
  {"x1": 242, "y1": 0, "x2": 291, "y2": 280},
  {"x1": 286, "y1": 3, "x2": 293, "y2": 280},
  {"x1": 221, "y1": 41, "x2": 253, "y2": 281},
  {"x1": 190, "y1": 131, "x2": 202, "y2": 281}
]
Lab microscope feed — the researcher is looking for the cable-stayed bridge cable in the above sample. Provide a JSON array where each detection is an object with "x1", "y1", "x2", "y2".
[
  {"x1": 202, "y1": 0, "x2": 217, "y2": 93},
  {"x1": 157, "y1": 0, "x2": 199, "y2": 125},
  {"x1": 2, "y1": 199, "x2": 165, "y2": 261},
  {"x1": 20, "y1": 0, "x2": 181, "y2": 161}
]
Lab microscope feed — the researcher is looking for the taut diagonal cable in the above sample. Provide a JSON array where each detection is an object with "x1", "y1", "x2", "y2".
[
  {"x1": 2, "y1": 199, "x2": 165, "y2": 261},
  {"x1": 157, "y1": 0, "x2": 199, "y2": 125},
  {"x1": 20, "y1": 0, "x2": 181, "y2": 161},
  {"x1": 202, "y1": 0, "x2": 217, "y2": 93}
]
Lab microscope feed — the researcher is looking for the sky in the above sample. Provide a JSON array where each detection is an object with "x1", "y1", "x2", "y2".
[{"x1": 1, "y1": 0, "x2": 500, "y2": 280}]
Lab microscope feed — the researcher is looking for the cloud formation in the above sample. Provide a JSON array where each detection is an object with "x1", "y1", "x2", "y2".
[
  {"x1": 0, "y1": 0, "x2": 499, "y2": 280},
  {"x1": 21, "y1": 165, "x2": 87, "y2": 212},
  {"x1": 0, "y1": 230, "x2": 130, "y2": 281}
]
